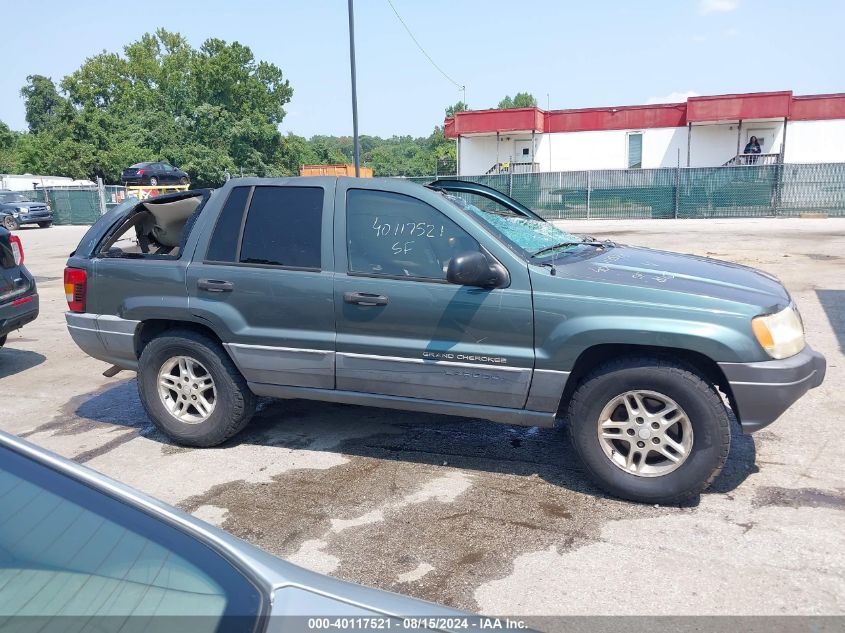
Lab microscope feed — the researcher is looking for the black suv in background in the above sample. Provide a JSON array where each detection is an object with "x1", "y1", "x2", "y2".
[
  {"x1": 0, "y1": 191, "x2": 53, "y2": 230},
  {"x1": 121, "y1": 162, "x2": 190, "y2": 187},
  {"x1": 0, "y1": 227, "x2": 38, "y2": 348}
]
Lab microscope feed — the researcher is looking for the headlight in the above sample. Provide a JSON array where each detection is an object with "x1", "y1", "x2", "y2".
[
  {"x1": 752, "y1": 304, "x2": 805, "y2": 359},
  {"x1": 17, "y1": 207, "x2": 27, "y2": 213}
]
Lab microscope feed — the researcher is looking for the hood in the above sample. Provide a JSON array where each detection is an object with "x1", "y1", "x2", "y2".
[
  {"x1": 6, "y1": 201, "x2": 47, "y2": 210},
  {"x1": 548, "y1": 244, "x2": 790, "y2": 311}
]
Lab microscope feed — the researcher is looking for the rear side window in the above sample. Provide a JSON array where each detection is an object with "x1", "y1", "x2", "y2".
[
  {"x1": 239, "y1": 187, "x2": 323, "y2": 269},
  {"x1": 0, "y1": 240, "x2": 16, "y2": 269},
  {"x1": 206, "y1": 187, "x2": 250, "y2": 262}
]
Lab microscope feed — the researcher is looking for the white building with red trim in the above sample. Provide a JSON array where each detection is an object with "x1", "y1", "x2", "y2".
[{"x1": 443, "y1": 91, "x2": 845, "y2": 176}]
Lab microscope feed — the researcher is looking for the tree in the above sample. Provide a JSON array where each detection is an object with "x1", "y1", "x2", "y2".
[
  {"x1": 445, "y1": 101, "x2": 469, "y2": 117},
  {"x1": 10, "y1": 29, "x2": 296, "y2": 186},
  {"x1": 20, "y1": 75, "x2": 65, "y2": 133},
  {"x1": 497, "y1": 92, "x2": 537, "y2": 109},
  {"x1": 0, "y1": 120, "x2": 20, "y2": 173},
  {"x1": 5, "y1": 29, "x2": 462, "y2": 183}
]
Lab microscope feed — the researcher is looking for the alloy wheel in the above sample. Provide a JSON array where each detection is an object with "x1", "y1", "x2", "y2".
[
  {"x1": 157, "y1": 355, "x2": 216, "y2": 424},
  {"x1": 597, "y1": 390, "x2": 693, "y2": 477}
]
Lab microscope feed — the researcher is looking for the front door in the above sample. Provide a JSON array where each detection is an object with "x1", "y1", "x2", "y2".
[
  {"x1": 514, "y1": 140, "x2": 533, "y2": 165},
  {"x1": 332, "y1": 181, "x2": 535, "y2": 408},
  {"x1": 187, "y1": 182, "x2": 336, "y2": 389}
]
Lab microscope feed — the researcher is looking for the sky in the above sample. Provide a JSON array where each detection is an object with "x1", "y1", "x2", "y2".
[{"x1": 2, "y1": 0, "x2": 843, "y2": 138}]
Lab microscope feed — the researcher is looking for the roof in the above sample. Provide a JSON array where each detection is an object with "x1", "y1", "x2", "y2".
[{"x1": 444, "y1": 91, "x2": 845, "y2": 137}]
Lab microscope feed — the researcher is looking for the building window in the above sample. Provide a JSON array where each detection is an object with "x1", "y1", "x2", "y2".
[{"x1": 627, "y1": 132, "x2": 643, "y2": 169}]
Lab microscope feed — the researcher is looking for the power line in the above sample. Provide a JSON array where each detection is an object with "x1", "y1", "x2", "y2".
[{"x1": 385, "y1": 0, "x2": 465, "y2": 96}]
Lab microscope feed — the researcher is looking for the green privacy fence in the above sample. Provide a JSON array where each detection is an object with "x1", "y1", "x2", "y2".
[
  {"x1": 415, "y1": 162, "x2": 845, "y2": 219},
  {"x1": 27, "y1": 162, "x2": 845, "y2": 225},
  {"x1": 30, "y1": 186, "x2": 127, "y2": 225}
]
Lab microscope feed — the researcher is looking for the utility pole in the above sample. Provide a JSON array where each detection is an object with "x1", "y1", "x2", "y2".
[{"x1": 347, "y1": 0, "x2": 361, "y2": 177}]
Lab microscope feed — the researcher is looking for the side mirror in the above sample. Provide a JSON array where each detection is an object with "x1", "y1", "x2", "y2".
[{"x1": 446, "y1": 251, "x2": 507, "y2": 288}]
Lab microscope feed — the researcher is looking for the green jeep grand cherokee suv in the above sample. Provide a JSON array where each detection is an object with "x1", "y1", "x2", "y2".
[{"x1": 64, "y1": 177, "x2": 826, "y2": 504}]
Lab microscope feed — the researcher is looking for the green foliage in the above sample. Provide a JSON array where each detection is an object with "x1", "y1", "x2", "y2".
[
  {"x1": 20, "y1": 75, "x2": 64, "y2": 134},
  {"x1": 4, "y1": 29, "x2": 458, "y2": 184},
  {"x1": 9, "y1": 29, "x2": 292, "y2": 187},
  {"x1": 0, "y1": 121, "x2": 21, "y2": 172},
  {"x1": 445, "y1": 101, "x2": 469, "y2": 117},
  {"x1": 497, "y1": 92, "x2": 537, "y2": 109}
]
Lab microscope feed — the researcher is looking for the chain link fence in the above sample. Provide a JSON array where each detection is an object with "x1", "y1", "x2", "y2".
[
  {"x1": 415, "y1": 162, "x2": 845, "y2": 219},
  {"x1": 29, "y1": 185, "x2": 128, "y2": 225},
  {"x1": 22, "y1": 162, "x2": 845, "y2": 225}
]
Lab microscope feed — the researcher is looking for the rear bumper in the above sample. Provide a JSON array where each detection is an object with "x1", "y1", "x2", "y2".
[
  {"x1": 0, "y1": 293, "x2": 39, "y2": 337},
  {"x1": 65, "y1": 312, "x2": 140, "y2": 369},
  {"x1": 719, "y1": 346, "x2": 826, "y2": 433}
]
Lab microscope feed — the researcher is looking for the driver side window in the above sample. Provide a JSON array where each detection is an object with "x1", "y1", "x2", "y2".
[{"x1": 346, "y1": 189, "x2": 479, "y2": 280}]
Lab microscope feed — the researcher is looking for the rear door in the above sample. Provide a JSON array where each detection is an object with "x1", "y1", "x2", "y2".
[
  {"x1": 187, "y1": 180, "x2": 336, "y2": 389},
  {"x1": 332, "y1": 179, "x2": 535, "y2": 408}
]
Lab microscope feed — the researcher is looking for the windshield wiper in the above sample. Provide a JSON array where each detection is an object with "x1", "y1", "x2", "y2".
[{"x1": 530, "y1": 240, "x2": 607, "y2": 258}]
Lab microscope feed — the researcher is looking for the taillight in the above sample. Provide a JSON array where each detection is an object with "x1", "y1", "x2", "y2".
[
  {"x1": 64, "y1": 267, "x2": 87, "y2": 312},
  {"x1": 9, "y1": 235, "x2": 23, "y2": 266},
  {"x1": 137, "y1": 169, "x2": 145, "y2": 176}
]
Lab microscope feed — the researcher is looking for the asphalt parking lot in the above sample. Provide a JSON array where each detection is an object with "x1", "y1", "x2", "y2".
[{"x1": 1, "y1": 218, "x2": 844, "y2": 616}]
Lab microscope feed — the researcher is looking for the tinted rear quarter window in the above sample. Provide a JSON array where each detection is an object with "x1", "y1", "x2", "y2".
[
  {"x1": 240, "y1": 187, "x2": 323, "y2": 269},
  {"x1": 206, "y1": 187, "x2": 250, "y2": 262},
  {"x1": 0, "y1": 240, "x2": 15, "y2": 269}
]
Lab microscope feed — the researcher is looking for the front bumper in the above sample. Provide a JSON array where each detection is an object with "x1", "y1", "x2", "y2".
[
  {"x1": 719, "y1": 345, "x2": 826, "y2": 433},
  {"x1": 16, "y1": 212, "x2": 52, "y2": 225},
  {"x1": 0, "y1": 293, "x2": 39, "y2": 338}
]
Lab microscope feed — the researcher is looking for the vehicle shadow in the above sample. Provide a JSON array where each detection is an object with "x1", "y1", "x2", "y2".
[
  {"x1": 69, "y1": 379, "x2": 757, "y2": 506},
  {"x1": 816, "y1": 289, "x2": 845, "y2": 353},
  {"x1": 0, "y1": 347, "x2": 46, "y2": 380}
]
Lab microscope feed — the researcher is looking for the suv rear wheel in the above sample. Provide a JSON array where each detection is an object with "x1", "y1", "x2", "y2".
[
  {"x1": 567, "y1": 356, "x2": 730, "y2": 504},
  {"x1": 138, "y1": 329, "x2": 256, "y2": 447}
]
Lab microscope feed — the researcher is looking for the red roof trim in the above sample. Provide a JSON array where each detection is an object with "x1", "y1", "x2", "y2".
[
  {"x1": 547, "y1": 102, "x2": 687, "y2": 133},
  {"x1": 790, "y1": 93, "x2": 845, "y2": 121},
  {"x1": 687, "y1": 91, "x2": 792, "y2": 122},
  {"x1": 443, "y1": 91, "x2": 845, "y2": 138},
  {"x1": 446, "y1": 107, "x2": 543, "y2": 137}
]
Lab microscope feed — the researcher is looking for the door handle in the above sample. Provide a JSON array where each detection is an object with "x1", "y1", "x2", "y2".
[
  {"x1": 197, "y1": 279, "x2": 234, "y2": 292},
  {"x1": 344, "y1": 291, "x2": 388, "y2": 306}
]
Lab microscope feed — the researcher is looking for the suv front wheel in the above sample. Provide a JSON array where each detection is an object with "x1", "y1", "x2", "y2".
[
  {"x1": 567, "y1": 356, "x2": 730, "y2": 504},
  {"x1": 138, "y1": 329, "x2": 256, "y2": 446}
]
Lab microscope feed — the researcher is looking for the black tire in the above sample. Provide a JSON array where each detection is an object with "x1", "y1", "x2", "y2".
[
  {"x1": 567, "y1": 356, "x2": 730, "y2": 504},
  {"x1": 2, "y1": 215, "x2": 18, "y2": 231},
  {"x1": 179, "y1": 176, "x2": 189, "y2": 185},
  {"x1": 0, "y1": 334, "x2": 6, "y2": 348},
  {"x1": 37, "y1": 221, "x2": 52, "y2": 228},
  {"x1": 148, "y1": 176, "x2": 159, "y2": 186},
  {"x1": 137, "y1": 329, "x2": 256, "y2": 447}
]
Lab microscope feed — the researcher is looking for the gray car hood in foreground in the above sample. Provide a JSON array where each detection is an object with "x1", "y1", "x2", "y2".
[
  {"x1": 0, "y1": 431, "x2": 464, "y2": 627},
  {"x1": 550, "y1": 244, "x2": 790, "y2": 311}
]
